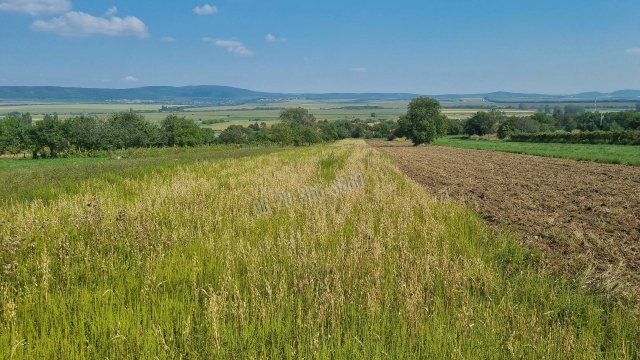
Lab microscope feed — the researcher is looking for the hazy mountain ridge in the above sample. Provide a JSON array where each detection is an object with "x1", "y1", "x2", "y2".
[{"x1": 0, "y1": 86, "x2": 639, "y2": 103}]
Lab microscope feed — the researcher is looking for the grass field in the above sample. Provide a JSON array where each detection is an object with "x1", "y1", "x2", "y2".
[
  {"x1": 0, "y1": 145, "x2": 283, "y2": 204},
  {"x1": 434, "y1": 136, "x2": 640, "y2": 165},
  {"x1": 1, "y1": 140, "x2": 638, "y2": 358}
]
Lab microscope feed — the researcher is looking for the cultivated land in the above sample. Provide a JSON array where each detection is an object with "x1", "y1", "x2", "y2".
[
  {"x1": 1, "y1": 140, "x2": 639, "y2": 358},
  {"x1": 0, "y1": 100, "x2": 538, "y2": 129},
  {"x1": 434, "y1": 136, "x2": 640, "y2": 166},
  {"x1": 372, "y1": 141, "x2": 640, "y2": 306}
]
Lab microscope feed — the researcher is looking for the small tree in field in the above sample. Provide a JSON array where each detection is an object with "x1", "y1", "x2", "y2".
[{"x1": 397, "y1": 97, "x2": 447, "y2": 145}]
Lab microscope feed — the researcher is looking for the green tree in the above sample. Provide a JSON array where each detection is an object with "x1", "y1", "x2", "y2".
[
  {"x1": 445, "y1": 118, "x2": 463, "y2": 135},
  {"x1": 63, "y1": 115, "x2": 106, "y2": 151},
  {"x1": 497, "y1": 121, "x2": 513, "y2": 139},
  {"x1": 370, "y1": 120, "x2": 396, "y2": 139},
  {"x1": 201, "y1": 128, "x2": 218, "y2": 145},
  {"x1": 277, "y1": 107, "x2": 322, "y2": 146},
  {"x1": 217, "y1": 125, "x2": 251, "y2": 144},
  {"x1": 295, "y1": 126, "x2": 323, "y2": 145},
  {"x1": 161, "y1": 115, "x2": 203, "y2": 146},
  {"x1": 575, "y1": 112, "x2": 600, "y2": 131},
  {"x1": 280, "y1": 107, "x2": 316, "y2": 125},
  {"x1": 270, "y1": 123, "x2": 294, "y2": 146},
  {"x1": 21, "y1": 112, "x2": 33, "y2": 125},
  {"x1": 605, "y1": 111, "x2": 640, "y2": 130},
  {"x1": 28, "y1": 114, "x2": 69, "y2": 158},
  {"x1": 318, "y1": 120, "x2": 340, "y2": 141},
  {"x1": 530, "y1": 112, "x2": 555, "y2": 131},
  {"x1": 397, "y1": 97, "x2": 447, "y2": 145},
  {"x1": 106, "y1": 112, "x2": 160, "y2": 149},
  {"x1": 497, "y1": 116, "x2": 541, "y2": 139},
  {"x1": 464, "y1": 110, "x2": 502, "y2": 136},
  {"x1": 0, "y1": 115, "x2": 28, "y2": 155}
]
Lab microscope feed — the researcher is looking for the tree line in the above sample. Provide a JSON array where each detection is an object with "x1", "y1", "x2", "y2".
[
  {"x1": 458, "y1": 106, "x2": 640, "y2": 141},
  {"x1": 3, "y1": 100, "x2": 639, "y2": 157},
  {"x1": 0, "y1": 108, "x2": 398, "y2": 158},
  {"x1": 0, "y1": 112, "x2": 216, "y2": 158},
  {"x1": 216, "y1": 107, "x2": 397, "y2": 146},
  {"x1": 370, "y1": 98, "x2": 640, "y2": 146}
]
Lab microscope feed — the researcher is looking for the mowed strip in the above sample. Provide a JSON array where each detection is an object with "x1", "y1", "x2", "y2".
[{"x1": 371, "y1": 140, "x2": 640, "y2": 305}]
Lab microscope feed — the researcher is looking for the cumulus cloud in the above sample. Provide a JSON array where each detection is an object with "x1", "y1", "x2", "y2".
[
  {"x1": 626, "y1": 47, "x2": 640, "y2": 55},
  {"x1": 203, "y1": 37, "x2": 253, "y2": 56},
  {"x1": 123, "y1": 75, "x2": 138, "y2": 82},
  {"x1": 351, "y1": 67, "x2": 367, "y2": 73},
  {"x1": 31, "y1": 11, "x2": 149, "y2": 38},
  {"x1": 0, "y1": 0, "x2": 71, "y2": 16},
  {"x1": 161, "y1": 36, "x2": 176, "y2": 43},
  {"x1": 193, "y1": 4, "x2": 217, "y2": 15}
]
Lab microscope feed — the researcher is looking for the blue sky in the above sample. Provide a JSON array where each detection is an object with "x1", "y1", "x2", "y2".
[{"x1": 0, "y1": 0, "x2": 639, "y2": 94}]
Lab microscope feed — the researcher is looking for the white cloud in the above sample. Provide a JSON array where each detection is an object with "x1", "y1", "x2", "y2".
[
  {"x1": 193, "y1": 4, "x2": 217, "y2": 15},
  {"x1": 0, "y1": 0, "x2": 70, "y2": 16},
  {"x1": 123, "y1": 75, "x2": 138, "y2": 82},
  {"x1": 265, "y1": 33, "x2": 285, "y2": 43},
  {"x1": 161, "y1": 36, "x2": 176, "y2": 43},
  {"x1": 105, "y1": 6, "x2": 117, "y2": 17},
  {"x1": 351, "y1": 67, "x2": 367, "y2": 73},
  {"x1": 31, "y1": 11, "x2": 149, "y2": 38},
  {"x1": 625, "y1": 47, "x2": 640, "y2": 55},
  {"x1": 203, "y1": 37, "x2": 253, "y2": 56}
]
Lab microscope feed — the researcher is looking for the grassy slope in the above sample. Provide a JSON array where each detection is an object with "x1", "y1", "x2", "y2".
[
  {"x1": 434, "y1": 136, "x2": 640, "y2": 165},
  {"x1": 0, "y1": 140, "x2": 638, "y2": 358}
]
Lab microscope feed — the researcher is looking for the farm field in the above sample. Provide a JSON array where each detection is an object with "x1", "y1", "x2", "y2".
[
  {"x1": 434, "y1": 136, "x2": 640, "y2": 165},
  {"x1": 1, "y1": 140, "x2": 639, "y2": 358},
  {"x1": 0, "y1": 100, "x2": 538, "y2": 129},
  {"x1": 372, "y1": 141, "x2": 640, "y2": 306}
]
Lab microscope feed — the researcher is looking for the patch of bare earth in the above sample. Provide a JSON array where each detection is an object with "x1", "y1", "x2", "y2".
[{"x1": 371, "y1": 140, "x2": 640, "y2": 306}]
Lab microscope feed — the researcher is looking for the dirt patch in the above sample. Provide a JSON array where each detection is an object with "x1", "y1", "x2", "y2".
[{"x1": 371, "y1": 140, "x2": 640, "y2": 305}]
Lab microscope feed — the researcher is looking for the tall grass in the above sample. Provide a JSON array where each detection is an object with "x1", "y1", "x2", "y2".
[
  {"x1": 0, "y1": 145, "x2": 283, "y2": 204},
  {"x1": 0, "y1": 140, "x2": 638, "y2": 358}
]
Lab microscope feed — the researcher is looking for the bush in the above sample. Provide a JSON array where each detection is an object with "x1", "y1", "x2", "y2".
[
  {"x1": 497, "y1": 116, "x2": 541, "y2": 139},
  {"x1": 464, "y1": 110, "x2": 503, "y2": 136},
  {"x1": 446, "y1": 118, "x2": 464, "y2": 135}
]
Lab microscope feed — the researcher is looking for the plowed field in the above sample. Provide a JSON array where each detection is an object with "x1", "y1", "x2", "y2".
[{"x1": 371, "y1": 141, "x2": 640, "y2": 305}]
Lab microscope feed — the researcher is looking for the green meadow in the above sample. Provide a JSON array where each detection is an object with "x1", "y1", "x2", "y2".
[{"x1": 434, "y1": 136, "x2": 640, "y2": 166}]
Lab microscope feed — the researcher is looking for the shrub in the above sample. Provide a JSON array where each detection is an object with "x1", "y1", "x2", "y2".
[{"x1": 464, "y1": 110, "x2": 503, "y2": 136}]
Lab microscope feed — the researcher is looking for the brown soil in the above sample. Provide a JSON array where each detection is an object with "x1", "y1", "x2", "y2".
[{"x1": 371, "y1": 141, "x2": 640, "y2": 304}]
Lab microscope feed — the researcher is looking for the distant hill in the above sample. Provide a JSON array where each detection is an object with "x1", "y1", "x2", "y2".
[
  {"x1": 0, "y1": 85, "x2": 638, "y2": 103},
  {"x1": 0, "y1": 86, "x2": 277, "y2": 103}
]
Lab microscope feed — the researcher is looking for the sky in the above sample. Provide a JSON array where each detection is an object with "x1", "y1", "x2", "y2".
[{"x1": 0, "y1": 0, "x2": 639, "y2": 94}]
